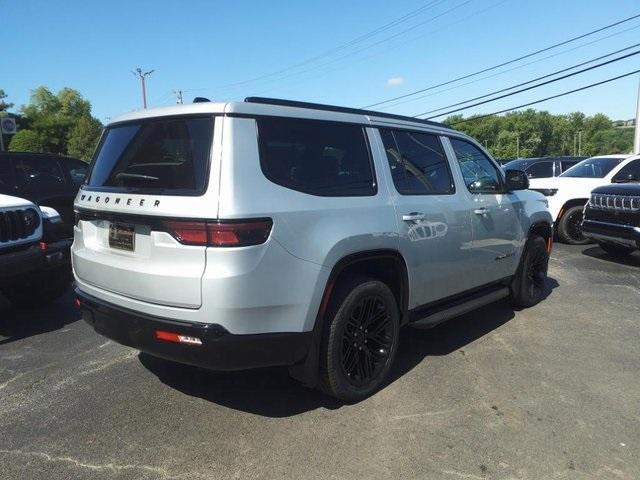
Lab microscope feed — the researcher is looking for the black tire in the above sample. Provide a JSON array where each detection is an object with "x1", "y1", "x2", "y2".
[
  {"x1": 598, "y1": 242, "x2": 635, "y2": 258},
  {"x1": 557, "y1": 205, "x2": 590, "y2": 245},
  {"x1": 510, "y1": 236, "x2": 549, "y2": 308},
  {"x1": 318, "y1": 277, "x2": 400, "y2": 403},
  {"x1": 4, "y1": 267, "x2": 71, "y2": 308}
]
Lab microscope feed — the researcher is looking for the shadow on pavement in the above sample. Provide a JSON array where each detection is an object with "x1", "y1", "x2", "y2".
[
  {"x1": 141, "y1": 278, "x2": 559, "y2": 418},
  {"x1": 582, "y1": 246, "x2": 640, "y2": 267},
  {"x1": 0, "y1": 290, "x2": 80, "y2": 345}
]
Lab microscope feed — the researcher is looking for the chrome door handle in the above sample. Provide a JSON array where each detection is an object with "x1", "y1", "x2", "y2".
[
  {"x1": 402, "y1": 212, "x2": 425, "y2": 222},
  {"x1": 474, "y1": 207, "x2": 489, "y2": 215}
]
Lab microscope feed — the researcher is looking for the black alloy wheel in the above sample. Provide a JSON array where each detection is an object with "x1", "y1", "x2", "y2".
[
  {"x1": 340, "y1": 295, "x2": 394, "y2": 387},
  {"x1": 319, "y1": 277, "x2": 399, "y2": 402},
  {"x1": 557, "y1": 205, "x2": 590, "y2": 245},
  {"x1": 510, "y1": 236, "x2": 549, "y2": 308}
]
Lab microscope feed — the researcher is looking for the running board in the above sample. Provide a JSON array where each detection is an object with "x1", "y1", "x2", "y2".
[{"x1": 410, "y1": 286, "x2": 510, "y2": 329}]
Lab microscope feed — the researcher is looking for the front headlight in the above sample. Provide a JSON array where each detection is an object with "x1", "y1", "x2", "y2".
[
  {"x1": 23, "y1": 208, "x2": 41, "y2": 234},
  {"x1": 531, "y1": 188, "x2": 558, "y2": 197},
  {"x1": 39, "y1": 206, "x2": 63, "y2": 224}
]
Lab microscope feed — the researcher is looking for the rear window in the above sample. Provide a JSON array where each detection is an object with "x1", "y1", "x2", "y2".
[
  {"x1": 257, "y1": 117, "x2": 376, "y2": 196},
  {"x1": 87, "y1": 116, "x2": 213, "y2": 194}
]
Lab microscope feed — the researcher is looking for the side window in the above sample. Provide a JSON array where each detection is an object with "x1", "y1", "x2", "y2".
[
  {"x1": 612, "y1": 160, "x2": 640, "y2": 182},
  {"x1": 561, "y1": 161, "x2": 576, "y2": 173},
  {"x1": 15, "y1": 157, "x2": 66, "y2": 190},
  {"x1": 0, "y1": 160, "x2": 15, "y2": 193},
  {"x1": 525, "y1": 161, "x2": 554, "y2": 179},
  {"x1": 380, "y1": 129, "x2": 454, "y2": 195},
  {"x1": 449, "y1": 138, "x2": 502, "y2": 193},
  {"x1": 257, "y1": 117, "x2": 375, "y2": 196},
  {"x1": 66, "y1": 161, "x2": 88, "y2": 187}
]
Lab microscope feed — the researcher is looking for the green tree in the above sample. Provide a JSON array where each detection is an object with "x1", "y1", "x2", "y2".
[
  {"x1": 67, "y1": 116, "x2": 102, "y2": 161},
  {"x1": 8, "y1": 130, "x2": 44, "y2": 152},
  {"x1": 0, "y1": 89, "x2": 13, "y2": 112},
  {"x1": 445, "y1": 109, "x2": 633, "y2": 160},
  {"x1": 15, "y1": 86, "x2": 102, "y2": 160}
]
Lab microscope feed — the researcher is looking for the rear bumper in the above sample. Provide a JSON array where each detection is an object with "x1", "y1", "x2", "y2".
[
  {"x1": 582, "y1": 219, "x2": 640, "y2": 247},
  {"x1": 76, "y1": 288, "x2": 313, "y2": 371},
  {"x1": 0, "y1": 239, "x2": 71, "y2": 284}
]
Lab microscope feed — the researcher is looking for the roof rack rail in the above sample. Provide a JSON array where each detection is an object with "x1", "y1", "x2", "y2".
[{"x1": 244, "y1": 97, "x2": 451, "y2": 129}]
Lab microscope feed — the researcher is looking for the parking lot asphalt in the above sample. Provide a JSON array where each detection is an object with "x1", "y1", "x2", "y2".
[{"x1": 1, "y1": 243, "x2": 639, "y2": 480}]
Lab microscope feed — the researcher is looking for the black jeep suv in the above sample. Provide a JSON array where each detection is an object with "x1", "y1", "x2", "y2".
[
  {"x1": 0, "y1": 152, "x2": 88, "y2": 234},
  {"x1": 583, "y1": 183, "x2": 640, "y2": 257}
]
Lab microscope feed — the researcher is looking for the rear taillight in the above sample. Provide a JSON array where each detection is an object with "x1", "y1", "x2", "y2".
[{"x1": 163, "y1": 219, "x2": 272, "y2": 247}]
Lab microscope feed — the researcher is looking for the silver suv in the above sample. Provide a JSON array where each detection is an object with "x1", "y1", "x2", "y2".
[{"x1": 73, "y1": 98, "x2": 553, "y2": 402}]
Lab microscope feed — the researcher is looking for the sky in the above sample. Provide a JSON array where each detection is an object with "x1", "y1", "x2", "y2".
[{"x1": 2, "y1": 0, "x2": 639, "y2": 123}]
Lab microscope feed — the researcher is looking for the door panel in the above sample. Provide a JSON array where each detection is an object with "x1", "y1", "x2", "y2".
[
  {"x1": 446, "y1": 137, "x2": 522, "y2": 285},
  {"x1": 375, "y1": 128, "x2": 473, "y2": 307}
]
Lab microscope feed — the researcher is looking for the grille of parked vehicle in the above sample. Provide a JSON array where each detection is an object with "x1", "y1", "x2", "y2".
[
  {"x1": 589, "y1": 193, "x2": 640, "y2": 212},
  {"x1": 0, "y1": 208, "x2": 40, "y2": 243}
]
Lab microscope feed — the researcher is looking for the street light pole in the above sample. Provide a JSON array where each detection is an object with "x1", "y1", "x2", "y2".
[{"x1": 132, "y1": 68, "x2": 154, "y2": 109}]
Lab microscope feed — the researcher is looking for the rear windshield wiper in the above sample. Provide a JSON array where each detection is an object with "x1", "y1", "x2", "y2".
[{"x1": 114, "y1": 172, "x2": 160, "y2": 182}]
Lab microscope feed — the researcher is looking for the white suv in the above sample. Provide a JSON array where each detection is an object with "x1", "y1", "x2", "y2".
[
  {"x1": 529, "y1": 154, "x2": 637, "y2": 244},
  {"x1": 73, "y1": 98, "x2": 552, "y2": 401}
]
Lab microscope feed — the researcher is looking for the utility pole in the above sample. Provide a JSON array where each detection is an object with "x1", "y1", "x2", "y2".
[
  {"x1": 573, "y1": 132, "x2": 577, "y2": 156},
  {"x1": 578, "y1": 130, "x2": 583, "y2": 156},
  {"x1": 132, "y1": 68, "x2": 154, "y2": 109},
  {"x1": 634, "y1": 74, "x2": 640, "y2": 154},
  {"x1": 174, "y1": 90, "x2": 184, "y2": 105}
]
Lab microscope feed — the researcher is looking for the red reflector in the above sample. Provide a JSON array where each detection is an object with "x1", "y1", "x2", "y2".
[
  {"x1": 74, "y1": 298, "x2": 81, "y2": 308},
  {"x1": 162, "y1": 219, "x2": 272, "y2": 247},
  {"x1": 39, "y1": 241, "x2": 48, "y2": 251},
  {"x1": 155, "y1": 330, "x2": 202, "y2": 346}
]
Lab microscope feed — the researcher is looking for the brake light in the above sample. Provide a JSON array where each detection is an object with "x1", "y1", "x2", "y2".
[{"x1": 163, "y1": 219, "x2": 272, "y2": 247}]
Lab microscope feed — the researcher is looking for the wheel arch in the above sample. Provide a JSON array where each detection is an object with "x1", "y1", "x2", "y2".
[
  {"x1": 289, "y1": 249, "x2": 409, "y2": 388},
  {"x1": 557, "y1": 198, "x2": 589, "y2": 221}
]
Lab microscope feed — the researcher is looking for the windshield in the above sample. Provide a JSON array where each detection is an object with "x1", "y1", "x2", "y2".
[
  {"x1": 560, "y1": 157, "x2": 624, "y2": 178},
  {"x1": 87, "y1": 116, "x2": 213, "y2": 194}
]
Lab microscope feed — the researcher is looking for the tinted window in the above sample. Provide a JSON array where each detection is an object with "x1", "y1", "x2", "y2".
[
  {"x1": 525, "y1": 161, "x2": 554, "y2": 178},
  {"x1": 561, "y1": 157, "x2": 624, "y2": 178},
  {"x1": 450, "y1": 138, "x2": 502, "y2": 193},
  {"x1": 257, "y1": 117, "x2": 375, "y2": 196},
  {"x1": 87, "y1": 116, "x2": 213, "y2": 194},
  {"x1": 612, "y1": 160, "x2": 640, "y2": 182},
  {"x1": 15, "y1": 156, "x2": 66, "y2": 189},
  {"x1": 65, "y1": 161, "x2": 88, "y2": 187},
  {"x1": 561, "y1": 160, "x2": 578, "y2": 172},
  {"x1": 380, "y1": 129, "x2": 453, "y2": 195},
  {"x1": 0, "y1": 160, "x2": 14, "y2": 193}
]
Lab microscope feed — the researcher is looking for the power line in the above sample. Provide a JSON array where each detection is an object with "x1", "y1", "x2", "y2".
[
  {"x1": 216, "y1": 0, "x2": 473, "y2": 95},
  {"x1": 213, "y1": 0, "x2": 446, "y2": 89},
  {"x1": 362, "y1": 12, "x2": 640, "y2": 109},
  {"x1": 420, "y1": 46, "x2": 640, "y2": 118},
  {"x1": 224, "y1": 0, "x2": 504, "y2": 98},
  {"x1": 449, "y1": 69, "x2": 640, "y2": 126},
  {"x1": 376, "y1": 22, "x2": 640, "y2": 111}
]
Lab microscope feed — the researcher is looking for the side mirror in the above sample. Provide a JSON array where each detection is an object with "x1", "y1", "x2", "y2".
[{"x1": 504, "y1": 169, "x2": 529, "y2": 191}]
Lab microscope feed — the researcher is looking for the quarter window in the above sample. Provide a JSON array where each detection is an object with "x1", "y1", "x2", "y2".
[
  {"x1": 380, "y1": 129, "x2": 454, "y2": 195},
  {"x1": 450, "y1": 138, "x2": 502, "y2": 193},
  {"x1": 257, "y1": 117, "x2": 376, "y2": 196}
]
